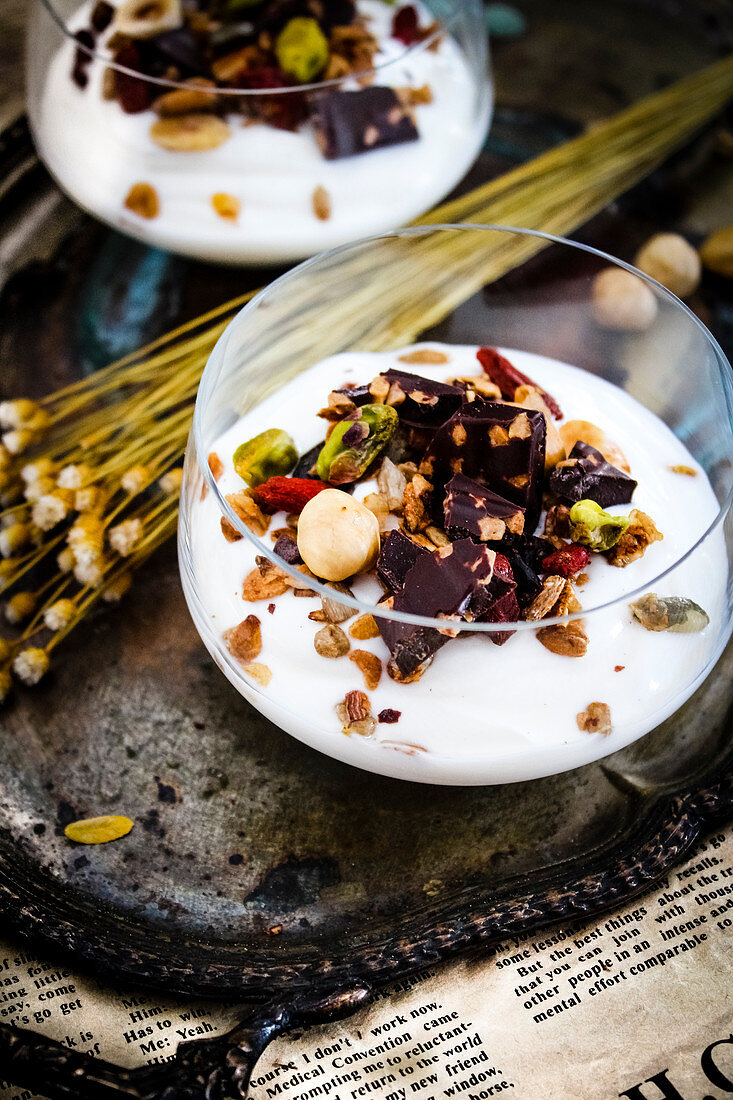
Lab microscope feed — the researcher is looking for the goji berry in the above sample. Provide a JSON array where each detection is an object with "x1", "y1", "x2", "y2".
[
  {"x1": 252, "y1": 476, "x2": 328, "y2": 512},
  {"x1": 476, "y1": 347, "x2": 563, "y2": 419},
  {"x1": 541, "y1": 544, "x2": 591, "y2": 577}
]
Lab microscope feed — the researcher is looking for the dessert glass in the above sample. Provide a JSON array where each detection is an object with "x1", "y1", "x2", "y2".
[
  {"x1": 26, "y1": 0, "x2": 492, "y2": 265},
  {"x1": 179, "y1": 225, "x2": 733, "y2": 784}
]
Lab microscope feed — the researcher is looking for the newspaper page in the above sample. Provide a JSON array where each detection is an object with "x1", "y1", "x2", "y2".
[{"x1": 2, "y1": 822, "x2": 732, "y2": 1100}]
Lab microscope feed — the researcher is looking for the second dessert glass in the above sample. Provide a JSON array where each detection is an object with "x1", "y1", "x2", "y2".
[{"x1": 26, "y1": 0, "x2": 492, "y2": 264}]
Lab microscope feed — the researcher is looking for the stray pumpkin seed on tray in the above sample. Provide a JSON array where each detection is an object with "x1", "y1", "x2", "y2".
[{"x1": 64, "y1": 815, "x2": 134, "y2": 844}]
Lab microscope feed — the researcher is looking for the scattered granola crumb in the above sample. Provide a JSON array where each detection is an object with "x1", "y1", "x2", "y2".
[
  {"x1": 226, "y1": 491, "x2": 270, "y2": 537},
  {"x1": 614, "y1": 665, "x2": 625, "y2": 672},
  {"x1": 267, "y1": 603, "x2": 276, "y2": 615},
  {"x1": 312, "y1": 185, "x2": 331, "y2": 221},
  {"x1": 241, "y1": 562, "x2": 289, "y2": 601},
  {"x1": 243, "y1": 662, "x2": 272, "y2": 686},
  {"x1": 314, "y1": 624, "x2": 350, "y2": 658},
  {"x1": 212, "y1": 192, "x2": 241, "y2": 221},
  {"x1": 220, "y1": 516, "x2": 243, "y2": 543},
  {"x1": 398, "y1": 348, "x2": 449, "y2": 365},
  {"x1": 349, "y1": 649, "x2": 382, "y2": 690},
  {"x1": 605, "y1": 509, "x2": 662, "y2": 567},
  {"x1": 208, "y1": 452, "x2": 224, "y2": 480},
  {"x1": 577, "y1": 701, "x2": 612, "y2": 736},
  {"x1": 124, "y1": 182, "x2": 159, "y2": 219},
  {"x1": 350, "y1": 614, "x2": 379, "y2": 640},
  {"x1": 336, "y1": 689, "x2": 376, "y2": 737},
  {"x1": 670, "y1": 464, "x2": 697, "y2": 476},
  {"x1": 378, "y1": 708, "x2": 401, "y2": 724},
  {"x1": 224, "y1": 616, "x2": 262, "y2": 663}
]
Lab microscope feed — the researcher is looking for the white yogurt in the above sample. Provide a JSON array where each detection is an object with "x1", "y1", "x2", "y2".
[
  {"x1": 182, "y1": 346, "x2": 729, "y2": 784},
  {"x1": 33, "y1": 1, "x2": 491, "y2": 264}
]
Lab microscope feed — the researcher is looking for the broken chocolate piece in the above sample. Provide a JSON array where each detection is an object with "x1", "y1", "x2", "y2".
[
  {"x1": 444, "y1": 473, "x2": 525, "y2": 542},
  {"x1": 273, "y1": 534, "x2": 302, "y2": 565},
  {"x1": 292, "y1": 441, "x2": 325, "y2": 480},
  {"x1": 422, "y1": 401, "x2": 546, "y2": 531},
  {"x1": 476, "y1": 347, "x2": 562, "y2": 420},
  {"x1": 380, "y1": 369, "x2": 463, "y2": 429},
  {"x1": 379, "y1": 538, "x2": 496, "y2": 681},
  {"x1": 312, "y1": 87, "x2": 419, "y2": 160},
  {"x1": 549, "y1": 441, "x2": 637, "y2": 508},
  {"x1": 376, "y1": 529, "x2": 429, "y2": 592},
  {"x1": 334, "y1": 382, "x2": 373, "y2": 406},
  {"x1": 91, "y1": 0, "x2": 114, "y2": 32}
]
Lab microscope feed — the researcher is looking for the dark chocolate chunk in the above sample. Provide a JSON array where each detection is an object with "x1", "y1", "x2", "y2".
[
  {"x1": 292, "y1": 441, "x2": 325, "y2": 479},
  {"x1": 422, "y1": 401, "x2": 546, "y2": 531},
  {"x1": 503, "y1": 549, "x2": 542, "y2": 608},
  {"x1": 549, "y1": 441, "x2": 637, "y2": 508},
  {"x1": 312, "y1": 87, "x2": 419, "y2": 160},
  {"x1": 380, "y1": 369, "x2": 463, "y2": 429},
  {"x1": 90, "y1": 0, "x2": 114, "y2": 32},
  {"x1": 334, "y1": 382, "x2": 373, "y2": 406},
  {"x1": 376, "y1": 529, "x2": 429, "y2": 593},
  {"x1": 379, "y1": 539, "x2": 495, "y2": 681},
  {"x1": 113, "y1": 44, "x2": 156, "y2": 113},
  {"x1": 444, "y1": 473, "x2": 525, "y2": 542},
  {"x1": 511, "y1": 534, "x2": 555, "y2": 574},
  {"x1": 142, "y1": 28, "x2": 211, "y2": 79}
]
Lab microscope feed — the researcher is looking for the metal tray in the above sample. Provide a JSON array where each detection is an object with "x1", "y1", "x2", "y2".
[{"x1": 1, "y1": 0, "x2": 732, "y2": 1095}]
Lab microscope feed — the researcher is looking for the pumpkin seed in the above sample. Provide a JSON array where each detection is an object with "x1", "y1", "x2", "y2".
[{"x1": 64, "y1": 815, "x2": 134, "y2": 844}]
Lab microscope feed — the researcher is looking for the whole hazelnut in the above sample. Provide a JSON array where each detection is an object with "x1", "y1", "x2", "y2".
[
  {"x1": 297, "y1": 488, "x2": 380, "y2": 582},
  {"x1": 634, "y1": 232, "x2": 701, "y2": 298},
  {"x1": 591, "y1": 267, "x2": 658, "y2": 331}
]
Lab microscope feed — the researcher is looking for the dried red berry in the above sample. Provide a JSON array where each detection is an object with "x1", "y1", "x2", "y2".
[
  {"x1": 541, "y1": 544, "x2": 591, "y2": 577},
  {"x1": 392, "y1": 5, "x2": 420, "y2": 44},
  {"x1": 476, "y1": 347, "x2": 562, "y2": 420},
  {"x1": 378, "y1": 708, "x2": 401, "y2": 724},
  {"x1": 252, "y1": 476, "x2": 328, "y2": 512},
  {"x1": 114, "y1": 44, "x2": 155, "y2": 114}
]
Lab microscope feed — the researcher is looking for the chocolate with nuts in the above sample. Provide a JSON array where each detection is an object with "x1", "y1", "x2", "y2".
[
  {"x1": 443, "y1": 473, "x2": 525, "y2": 542},
  {"x1": 312, "y1": 87, "x2": 419, "y2": 160}
]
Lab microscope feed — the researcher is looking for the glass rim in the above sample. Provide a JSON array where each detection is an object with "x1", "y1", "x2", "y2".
[
  {"x1": 40, "y1": 0, "x2": 452, "y2": 96},
  {"x1": 192, "y1": 222, "x2": 733, "y2": 634}
]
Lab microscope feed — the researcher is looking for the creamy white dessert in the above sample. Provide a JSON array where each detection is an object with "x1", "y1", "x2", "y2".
[
  {"x1": 182, "y1": 345, "x2": 727, "y2": 784},
  {"x1": 32, "y1": 1, "x2": 491, "y2": 264}
]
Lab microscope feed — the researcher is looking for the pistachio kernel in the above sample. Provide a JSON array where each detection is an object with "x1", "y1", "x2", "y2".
[
  {"x1": 233, "y1": 428, "x2": 298, "y2": 487},
  {"x1": 275, "y1": 17, "x2": 329, "y2": 83},
  {"x1": 316, "y1": 404, "x2": 398, "y2": 485},
  {"x1": 569, "y1": 499, "x2": 630, "y2": 552}
]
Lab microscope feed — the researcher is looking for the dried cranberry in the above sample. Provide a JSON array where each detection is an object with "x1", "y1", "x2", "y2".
[
  {"x1": 541, "y1": 544, "x2": 591, "y2": 577},
  {"x1": 378, "y1": 708, "x2": 401, "y2": 724},
  {"x1": 392, "y1": 5, "x2": 420, "y2": 45}
]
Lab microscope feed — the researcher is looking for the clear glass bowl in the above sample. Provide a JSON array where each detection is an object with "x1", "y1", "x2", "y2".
[
  {"x1": 26, "y1": 0, "x2": 491, "y2": 265},
  {"x1": 179, "y1": 225, "x2": 733, "y2": 784}
]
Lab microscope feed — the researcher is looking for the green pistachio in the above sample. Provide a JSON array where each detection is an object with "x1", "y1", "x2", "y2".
[
  {"x1": 275, "y1": 17, "x2": 329, "y2": 84},
  {"x1": 316, "y1": 404, "x2": 398, "y2": 485},
  {"x1": 569, "y1": 499, "x2": 630, "y2": 552},
  {"x1": 233, "y1": 428, "x2": 297, "y2": 487},
  {"x1": 630, "y1": 593, "x2": 710, "y2": 634}
]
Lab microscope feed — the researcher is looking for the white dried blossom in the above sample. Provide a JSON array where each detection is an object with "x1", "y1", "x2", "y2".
[
  {"x1": 5, "y1": 592, "x2": 37, "y2": 624},
  {"x1": 0, "y1": 399, "x2": 40, "y2": 430},
  {"x1": 32, "y1": 493, "x2": 69, "y2": 531},
  {"x1": 102, "y1": 573, "x2": 132, "y2": 603},
  {"x1": 57, "y1": 464, "x2": 89, "y2": 490},
  {"x1": 24, "y1": 476, "x2": 56, "y2": 504},
  {"x1": 3, "y1": 429, "x2": 35, "y2": 455},
  {"x1": 43, "y1": 598, "x2": 76, "y2": 631},
  {"x1": 21, "y1": 457, "x2": 55, "y2": 484},
  {"x1": 74, "y1": 487, "x2": 101, "y2": 513},
  {"x1": 0, "y1": 523, "x2": 30, "y2": 558},
  {"x1": 109, "y1": 518, "x2": 143, "y2": 557},
  {"x1": 159, "y1": 467, "x2": 183, "y2": 494},
  {"x1": 121, "y1": 466, "x2": 149, "y2": 494},
  {"x1": 68, "y1": 515, "x2": 104, "y2": 566},
  {"x1": 13, "y1": 647, "x2": 49, "y2": 686},
  {"x1": 57, "y1": 546, "x2": 76, "y2": 573},
  {"x1": 74, "y1": 558, "x2": 105, "y2": 588}
]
